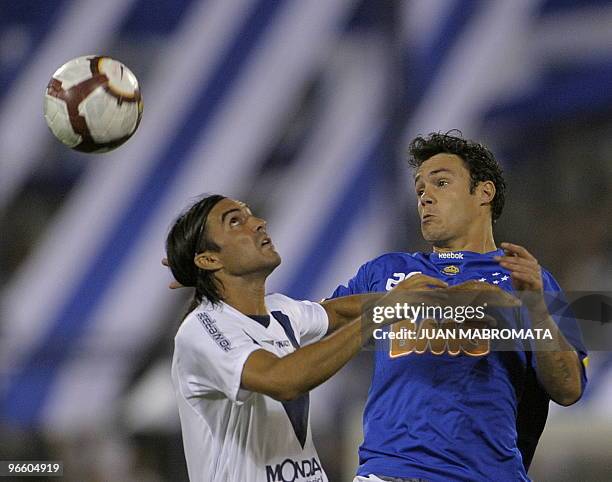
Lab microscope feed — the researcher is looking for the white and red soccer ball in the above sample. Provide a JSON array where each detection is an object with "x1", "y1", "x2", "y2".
[{"x1": 43, "y1": 55, "x2": 143, "y2": 153}]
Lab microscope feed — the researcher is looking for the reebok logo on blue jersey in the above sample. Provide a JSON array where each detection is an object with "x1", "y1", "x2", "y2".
[{"x1": 437, "y1": 252, "x2": 464, "y2": 259}]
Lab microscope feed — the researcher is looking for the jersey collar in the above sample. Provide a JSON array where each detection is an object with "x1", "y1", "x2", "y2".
[{"x1": 247, "y1": 314, "x2": 270, "y2": 328}]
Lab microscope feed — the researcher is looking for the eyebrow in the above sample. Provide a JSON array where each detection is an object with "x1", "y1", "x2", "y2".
[
  {"x1": 220, "y1": 208, "x2": 242, "y2": 223},
  {"x1": 414, "y1": 168, "x2": 454, "y2": 184},
  {"x1": 220, "y1": 204, "x2": 253, "y2": 224}
]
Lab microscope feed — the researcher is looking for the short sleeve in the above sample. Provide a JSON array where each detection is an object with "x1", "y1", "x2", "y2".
[
  {"x1": 174, "y1": 311, "x2": 261, "y2": 404},
  {"x1": 270, "y1": 294, "x2": 329, "y2": 346},
  {"x1": 291, "y1": 299, "x2": 329, "y2": 346},
  {"x1": 329, "y1": 261, "x2": 372, "y2": 299}
]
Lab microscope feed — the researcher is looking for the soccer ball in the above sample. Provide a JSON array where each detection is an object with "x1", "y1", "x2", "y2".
[{"x1": 43, "y1": 55, "x2": 143, "y2": 153}]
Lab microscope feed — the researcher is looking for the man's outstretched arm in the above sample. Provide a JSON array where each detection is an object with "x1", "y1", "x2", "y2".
[
  {"x1": 320, "y1": 274, "x2": 448, "y2": 333},
  {"x1": 240, "y1": 314, "x2": 373, "y2": 401},
  {"x1": 241, "y1": 278, "x2": 447, "y2": 401}
]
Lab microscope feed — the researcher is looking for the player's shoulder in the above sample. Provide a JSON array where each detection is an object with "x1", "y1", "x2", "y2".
[
  {"x1": 175, "y1": 302, "x2": 235, "y2": 347},
  {"x1": 264, "y1": 292, "x2": 303, "y2": 312},
  {"x1": 362, "y1": 251, "x2": 427, "y2": 270},
  {"x1": 539, "y1": 266, "x2": 562, "y2": 289},
  {"x1": 265, "y1": 292, "x2": 294, "y2": 303}
]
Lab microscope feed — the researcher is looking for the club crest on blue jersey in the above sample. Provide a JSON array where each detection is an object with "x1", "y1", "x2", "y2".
[{"x1": 442, "y1": 265, "x2": 460, "y2": 275}]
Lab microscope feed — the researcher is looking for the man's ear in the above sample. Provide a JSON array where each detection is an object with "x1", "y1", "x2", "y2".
[
  {"x1": 477, "y1": 180, "x2": 496, "y2": 206},
  {"x1": 194, "y1": 251, "x2": 223, "y2": 271}
]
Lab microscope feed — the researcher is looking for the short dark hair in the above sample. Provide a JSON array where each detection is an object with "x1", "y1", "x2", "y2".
[
  {"x1": 166, "y1": 194, "x2": 226, "y2": 308},
  {"x1": 407, "y1": 131, "x2": 506, "y2": 222}
]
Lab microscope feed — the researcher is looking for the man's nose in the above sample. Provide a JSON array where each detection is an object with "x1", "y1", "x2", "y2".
[
  {"x1": 252, "y1": 216, "x2": 267, "y2": 231},
  {"x1": 419, "y1": 189, "x2": 434, "y2": 206}
]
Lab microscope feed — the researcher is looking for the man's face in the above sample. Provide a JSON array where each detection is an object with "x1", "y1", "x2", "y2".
[
  {"x1": 203, "y1": 198, "x2": 281, "y2": 276},
  {"x1": 414, "y1": 153, "x2": 482, "y2": 245}
]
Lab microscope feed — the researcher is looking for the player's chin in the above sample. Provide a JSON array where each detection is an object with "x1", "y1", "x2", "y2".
[
  {"x1": 421, "y1": 226, "x2": 442, "y2": 242},
  {"x1": 263, "y1": 250, "x2": 282, "y2": 268}
]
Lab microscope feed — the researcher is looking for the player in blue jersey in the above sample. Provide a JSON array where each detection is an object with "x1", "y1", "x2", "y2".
[{"x1": 330, "y1": 132, "x2": 588, "y2": 482}]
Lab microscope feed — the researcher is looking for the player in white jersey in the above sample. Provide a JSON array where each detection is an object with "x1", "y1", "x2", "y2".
[
  {"x1": 165, "y1": 194, "x2": 444, "y2": 482},
  {"x1": 172, "y1": 294, "x2": 329, "y2": 482}
]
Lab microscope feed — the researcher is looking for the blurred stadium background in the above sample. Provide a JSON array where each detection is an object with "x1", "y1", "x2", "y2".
[{"x1": 1, "y1": 0, "x2": 611, "y2": 480}]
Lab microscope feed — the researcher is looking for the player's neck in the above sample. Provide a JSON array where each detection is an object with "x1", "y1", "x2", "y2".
[
  {"x1": 433, "y1": 222, "x2": 496, "y2": 253},
  {"x1": 221, "y1": 275, "x2": 268, "y2": 316}
]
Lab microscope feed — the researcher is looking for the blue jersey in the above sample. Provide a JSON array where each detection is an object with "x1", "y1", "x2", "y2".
[{"x1": 331, "y1": 249, "x2": 588, "y2": 482}]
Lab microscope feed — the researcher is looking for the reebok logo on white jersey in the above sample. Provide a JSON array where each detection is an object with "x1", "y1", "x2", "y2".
[{"x1": 438, "y1": 252, "x2": 463, "y2": 260}]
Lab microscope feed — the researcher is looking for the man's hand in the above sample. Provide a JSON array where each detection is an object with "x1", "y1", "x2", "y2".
[
  {"x1": 384, "y1": 274, "x2": 449, "y2": 314},
  {"x1": 162, "y1": 258, "x2": 185, "y2": 290},
  {"x1": 494, "y1": 242, "x2": 545, "y2": 315},
  {"x1": 447, "y1": 280, "x2": 522, "y2": 308},
  {"x1": 394, "y1": 273, "x2": 448, "y2": 291},
  {"x1": 445, "y1": 280, "x2": 521, "y2": 328}
]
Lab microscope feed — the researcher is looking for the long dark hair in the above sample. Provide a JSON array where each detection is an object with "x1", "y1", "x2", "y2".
[{"x1": 166, "y1": 194, "x2": 226, "y2": 312}]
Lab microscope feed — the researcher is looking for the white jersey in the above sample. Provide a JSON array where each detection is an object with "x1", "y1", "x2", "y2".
[{"x1": 171, "y1": 293, "x2": 330, "y2": 482}]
